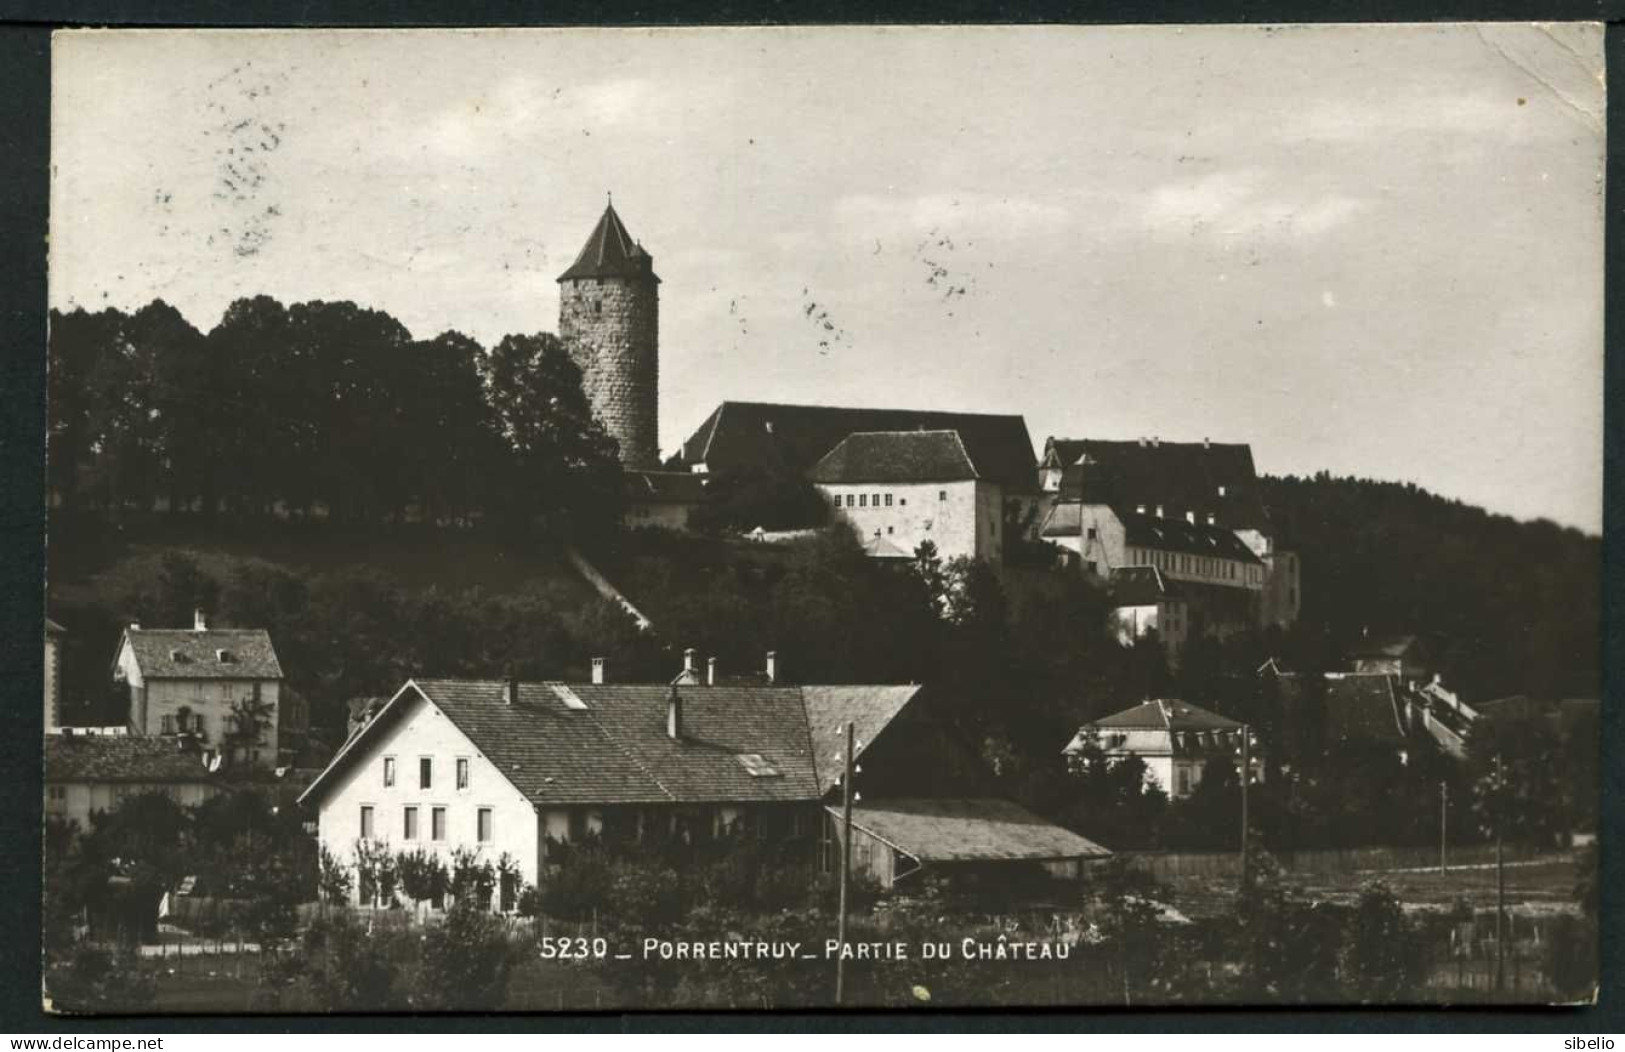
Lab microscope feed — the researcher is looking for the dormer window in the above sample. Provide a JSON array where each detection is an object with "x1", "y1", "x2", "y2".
[
  {"x1": 736, "y1": 753, "x2": 782, "y2": 778},
  {"x1": 1218, "y1": 485, "x2": 1227, "y2": 497},
  {"x1": 216, "y1": 649, "x2": 235, "y2": 664}
]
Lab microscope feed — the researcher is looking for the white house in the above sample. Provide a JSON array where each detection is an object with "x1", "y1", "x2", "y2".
[
  {"x1": 1063, "y1": 699, "x2": 1262, "y2": 800},
  {"x1": 111, "y1": 610, "x2": 284, "y2": 770},
  {"x1": 808, "y1": 429, "x2": 1004, "y2": 564},
  {"x1": 299, "y1": 655, "x2": 1109, "y2": 907}
]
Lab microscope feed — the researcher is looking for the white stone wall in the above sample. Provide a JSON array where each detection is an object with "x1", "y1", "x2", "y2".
[
  {"x1": 560, "y1": 276, "x2": 659, "y2": 469},
  {"x1": 818, "y1": 479, "x2": 1002, "y2": 563},
  {"x1": 314, "y1": 689, "x2": 541, "y2": 904}
]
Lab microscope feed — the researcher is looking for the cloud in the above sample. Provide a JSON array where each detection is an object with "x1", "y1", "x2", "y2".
[{"x1": 1138, "y1": 169, "x2": 1364, "y2": 242}]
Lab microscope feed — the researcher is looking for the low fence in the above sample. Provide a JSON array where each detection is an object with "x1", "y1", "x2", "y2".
[{"x1": 1120, "y1": 843, "x2": 1546, "y2": 883}]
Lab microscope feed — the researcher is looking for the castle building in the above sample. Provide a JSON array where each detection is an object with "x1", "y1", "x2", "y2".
[
  {"x1": 558, "y1": 202, "x2": 661, "y2": 470},
  {"x1": 1038, "y1": 436, "x2": 1301, "y2": 647}
]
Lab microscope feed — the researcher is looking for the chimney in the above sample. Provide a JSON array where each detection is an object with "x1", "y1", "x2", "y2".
[
  {"x1": 1203, "y1": 437, "x2": 1210, "y2": 449},
  {"x1": 129, "y1": 621, "x2": 141, "y2": 632},
  {"x1": 504, "y1": 676, "x2": 519, "y2": 706},
  {"x1": 1152, "y1": 436, "x2": 1161, "y2": 448},
  {"x1": 683, "y1": 648, "x2": 697, "y2": 676},
  {"x1": 1155, "y1": 505, "x2": 1165, "y2": 519},
  {"x1": 591, "y1": 657, "x2": 605, "y2": 685},
  {"x1": 1137, "y1": 437, "x2": 1147, "y2": 448},
  {"x1": 193, "y1": 609, "x2": 208, "y2": 631},
  {"x1": 666, "y1": 685, "x2": 683, "y2": 740},
  {"x1": 707, "y1": 656, "x2": 717, "y2": 686},
  {"x1": 765, "y1": 650, "x2": 777, "y2": 684}
]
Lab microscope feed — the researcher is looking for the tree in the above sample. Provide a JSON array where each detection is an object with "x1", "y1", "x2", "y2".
[
  {"x1": 396, "y1": 848, "x2": 449, "y2": 916},
  {"x1": 1342, "y1": 881, "x2": 1428, "y2": 1002},
  {"x1": 688, "y1": 467, "x2": 829, "y2": 534},
  {"x1": 1466, "y1": 713, "x2": 1568, "y2": 849},
  {"x1": 410, "y1": 901, "x2": 517, "y2": 1010},
  {"x1": 300, "y1": 910, "x2": 402, "y2": 1011},
  {"x1": 483, "y1": 332, "x2": 623, "y2": 538}
]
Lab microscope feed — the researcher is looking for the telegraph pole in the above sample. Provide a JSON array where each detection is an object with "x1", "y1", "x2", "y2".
[
  {"x1": 835, "y1": 720, "x2": 855, "y2": 1005},
  {"x1": 1239, "y1": 724, "x2": 1251, "y2": 888},
  {"x1": 1439, "y1": 781, "x2": 1448, "y2": 874}
]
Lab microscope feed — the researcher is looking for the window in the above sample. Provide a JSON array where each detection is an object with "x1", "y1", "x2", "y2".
[
  {"x1": 871, "y1": 493, "x2": 880, "y2": 507},
  {"x1": 419, "y1": 757, "x2": 433, "y2": 789},
  {"x1": 938, "y1": 490, "x2": 947, "y2": 502},
  {"x1": 456, "y1": 758, "x2": 470, "y2": 790},
  {"x1": 404, "y1": 806, "x2": 419, "y2": 840},
  {"x1": 859, "y1": 494, "x2": 867, "y2": 508},
  {"x1": 886, "y1": 526, "x2": 894, "y2": 535},
  {"x1": 899, "y1": 498, "x2": 906, "y2": 506},
  {"x1": 1086, "y1": 527, "x2": 1097, "y2": 541},
  {"x1": 47, "y1": 785, "x2": 66, "y2": 801},
  {"x1": 383, "y1": 756, "x2": 396, "y2": 787},
  {"x1": 845, "y1": 494, "x2": 854, "y2": 508},
  {"x1": 1177, "y1": 769, "x2": 1191, "y2": 794},
  {"x1": 360, "y1": 805, "x2": 374, "y2": 840},
  {"x1": 432, "y1": 806, "x2": 446, "y2": 841},
  {"x1": 477, "y1": 808, "x2": 493, "y2": 842},
  {"x1": 1218, "y1": 485, "x2": 1227, "y2": 497},
  {"x1": 884, "y1": 493, "x2": 892, "y2": 507}
]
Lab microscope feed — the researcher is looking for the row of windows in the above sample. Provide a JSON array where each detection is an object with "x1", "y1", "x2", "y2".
[
  {"x1": 1128, "y1": 546, "x2": 1257, "y2": 583},
  {"x1": 383, "y1": 755, "x2": 470, "y2": 791},
  {"x1": 832, "y1": 490, "x2": 950, "y2": 509},
  {"x1": 360, "y1": 804, "x2": 492, "y2": 843}
]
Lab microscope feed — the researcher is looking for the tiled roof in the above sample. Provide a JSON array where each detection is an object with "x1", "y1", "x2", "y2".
[
  {"x1": 808, "y1": 430, "x2": 979, "y2": 485},
  {"x1": 1280, "y1": 676, "x2": 1410, "y2": 747},
  {"x1": 123, "y1": 628, "x2": 284, "y2": 680},
  {"x1": 861, "y1": 533, "x2": 915, "y2": 560},
  {"x1": 801, "y1": 686, "x2": 922, "y2": 795},
  {"x1": 1121, "y1": 513, "x2": 1262, "y2": 564},
  {"x1": 679, "y1": 402, "x2": 1037, "y2": 493},
  {"x1": 835, "y1": 798, "x2": 1110, "y2": 862},
  {"x1": 1109, "y1": 566, "x2": 1180, "y2": 607},
  {"x1": 624, "y1": 469, "x2": 710, "y2": 504},
  {"x1": 557, "y1": 203, "x2": 659, "y2": 283},
  {"x1": 1323, "y1": 675, "x2": 1408, "y2": 744},
  {"x1": 1086, "y1": 699, "x2": 1243, "y2": 732},
  {"x1": 1050, "y1": 437, "x2": 1269, "y2": 532},
  {"x1": 302, "y1": 678, "x2": 926, "y2": 808},
  {"x1": 46, "y1": 735, "x2": 213, "y2": 784}
]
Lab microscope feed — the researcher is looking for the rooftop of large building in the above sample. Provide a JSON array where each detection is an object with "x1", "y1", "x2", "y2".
[
  {"x1": 301, "y1": 677, "x2": 925, "y2": 808},
  {"x1": 808, "y1": 429, "x2": 981, "y2": 485},
  {"x1": 1047, "y1": 436, "x2": 1269, "y2": 532},
  {"x1": 680, "y1": 401, "x2": 1038, "y2": 493}
]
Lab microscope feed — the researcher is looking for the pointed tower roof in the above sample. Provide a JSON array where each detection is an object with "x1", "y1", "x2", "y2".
[{"x1": 557, "y1": 202, "x2": 660, "y2": 283}]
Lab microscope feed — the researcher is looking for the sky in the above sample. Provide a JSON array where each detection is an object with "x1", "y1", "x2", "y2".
[{"x1": 50, "y1": 25, "x2": 1606, "y2": 532}]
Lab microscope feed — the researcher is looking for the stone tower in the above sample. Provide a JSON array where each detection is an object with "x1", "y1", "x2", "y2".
[{"x1": 557, "y1": 201, "x2": 660, "y2": 469}]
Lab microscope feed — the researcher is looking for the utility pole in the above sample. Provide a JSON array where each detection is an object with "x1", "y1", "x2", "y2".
[
  {"x1": 1439, "y1": 781, "x2": 1448, "y2": 875},
  {"x1": 835, "y1": 720, "x2": 854, "y2": 1005},
  {"x1": 1239, "y1": 724, "x2": 1251, "y2": 888},
  {"x1": 1495, "y1": 751, "x2": 1506, "y2": 993}
]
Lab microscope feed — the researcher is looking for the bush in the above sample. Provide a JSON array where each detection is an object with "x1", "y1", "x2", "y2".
[{"x1": 44, "y1": 945, "x2": 156, "y2": 1014}]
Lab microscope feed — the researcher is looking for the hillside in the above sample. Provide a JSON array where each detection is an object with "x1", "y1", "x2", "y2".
[
  {"x1": 46, "y1": 514, "x2": 608, "y2": 732},
  {"x1": 1260, "y1": 472, "x2": 1600, "y2": 700}
]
